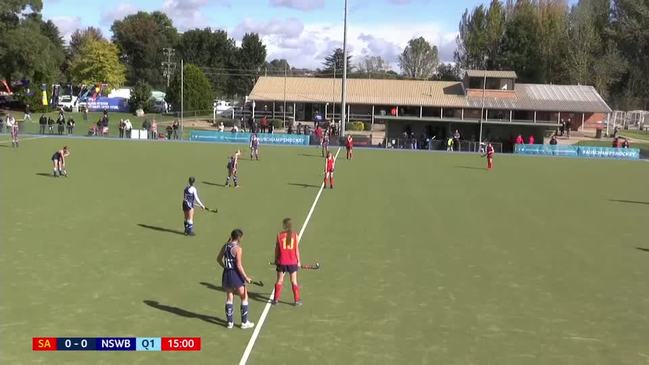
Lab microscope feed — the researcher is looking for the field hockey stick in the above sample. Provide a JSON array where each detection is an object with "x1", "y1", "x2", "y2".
[
  {"x1": 268, "y1": 261, "x2": 321, "y2": 270},
  {"x1": 249, "y1": 280, "x2": 264, "y2": 287},
  {"x1": 203, "y1": 206, "x2": 218, "y2": 213}
]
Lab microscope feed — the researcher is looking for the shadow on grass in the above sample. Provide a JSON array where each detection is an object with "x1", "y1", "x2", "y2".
[
  {"x1": 298, "y1": 153, "x2": 323, "y2": 158},
  {"x1": 636, "y1": 247, "x2": 649, "y2": 253},
  {"x1": 202, "y1": 181, "x2": 226, "y2": 187},
  {"x1": 137, "y1": 224, "x2": 185, "y2": 236},
  {"x1": 199, "y1": 282, "x2": 279, "y2": 304},
  {"x1": 288, "y1": 182, "x2": 321, "y2": 189},
  {"x1": 143, "y1": 300, "x2": 228, "y2": 327},
  {"x1": 35, "y1": 172, "x2": 56, "y2": 178},
  {"x1": 455, "y1": 166, "x2": 485, "y2": 171},
  {"x1": 609, "y1": 199, "x2": 649, "y2": 206}
]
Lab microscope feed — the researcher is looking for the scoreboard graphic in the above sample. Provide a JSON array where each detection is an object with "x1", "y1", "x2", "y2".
[{"x1": 33, "y1": 337, "x2": 200, "y2": 351}]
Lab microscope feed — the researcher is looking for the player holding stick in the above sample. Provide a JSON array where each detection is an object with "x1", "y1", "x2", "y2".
[
  {"x1": 182, "y1": 177, "x2": 206, "y2": 236},
  {"x1": 249, "y1": 133, "x2": 260, "y2": 160},
  {"x1": 484, "y1": 143, "x2": 495, "y2": 170},
  {"x1": 51, "y1": 146, "x2": 70, "y2": 177},
  {"x1": 324, "y1": 151, "x2": 335, "y2": 189},
  {"x1": 217, "y1": 229, "x2": 255, "y2": 329},
  {"x1": 7, "y1": 114, "x2": 19, "y2": 148},
  {"x1": 345, "y1": 134, "x2": 353, "y2": 160},
  {"x1": 321, "y1": 131, "x2": 330, "y2": 157},
  {"x1": 272, "y1": 218, "x2": 302, "y2": 306}
]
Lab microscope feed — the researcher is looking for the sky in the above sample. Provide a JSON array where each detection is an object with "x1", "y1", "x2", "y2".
[{"x1": 43, "y1": 0, "x2": 500, "y2": 70}]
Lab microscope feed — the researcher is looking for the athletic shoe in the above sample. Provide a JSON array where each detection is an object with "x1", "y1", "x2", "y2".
[
  {"x1": 187, "y1": 232, "x2": 196, "y2": 237},
  {"x1": 227, "y1": 322, "x2": 234, "y2": 329},
  {"x1": 241, "y1": 321, "x2": 255, "y2": 329},
  {"x1": 270, "y1": 299, "x2": 278, "y2": 305},
  {"x1": 294, "y1": 301, "x2": 303, "y2": 307}
]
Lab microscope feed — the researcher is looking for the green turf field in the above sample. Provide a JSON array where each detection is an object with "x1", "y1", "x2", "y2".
[{"x1": 1, "y1": 137, "x2": 648, "y2": 364}]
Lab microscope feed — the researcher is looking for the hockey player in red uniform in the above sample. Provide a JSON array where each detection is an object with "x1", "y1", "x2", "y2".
[
  {"x1": 324, "y1": 151, "x2": 335, "y2": 189},
  {"x1": 485, "y1": 143, "x2": 495, "y2": 170},
  {"x1": 345, "y1": 134, "x2": 353, "y2": 160},
  {"x1": 272, "y1": 218, "x2": 302, "y2": 306}
]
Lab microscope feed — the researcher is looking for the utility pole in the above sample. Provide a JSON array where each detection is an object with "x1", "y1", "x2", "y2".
[
  {"x1": 340, "y1": 0, "x2": 349, "y2": 136},
  {"x1": 180, "y1": 59, "x2": 184, "y2": 138},
  {"x1": 162, "y1": 48, "x2": 176, "y2": 89}
]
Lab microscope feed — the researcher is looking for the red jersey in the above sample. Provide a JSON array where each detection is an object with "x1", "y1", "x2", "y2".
[
  {"x1": 276, "y1": 231, "x2": 299, "y2": 265},
  {"x1": 346, "y1": 136, "x2": 353, "y2": 148},
  {"x1": 486, "y1": 145, "x2": 494, "y2": 158},
  {"x1": 325, "y1": 156, "x2": 335, "y2": 172}
]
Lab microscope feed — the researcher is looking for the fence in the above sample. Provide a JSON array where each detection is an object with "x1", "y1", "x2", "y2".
[
  {"x1": 515, "y1": 144, "x2": 640, "y2": 160},
  {"x1": 386, "y1": 138, "x2": 503, "y2": 153}
]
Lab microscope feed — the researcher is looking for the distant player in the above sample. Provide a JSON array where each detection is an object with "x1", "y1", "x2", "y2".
[
  {"x1": 217, "y1": 229, "x2": 255, "y2": 329},
  {"x1": 182, "y1": 176, "x2": 206, "y2": 236},
  {"x1": 321, "y1": 132, "x2": 330, "y2": 157},
  {"x1": 8, "y1": 114, "x2": 19, "y2": 148},
  {"x1": 51, "y1": 146, "x2": 70, "y2": 177},
  {"x1": 485, "y1": 143, "x2": 495, "y2": 170},
  {"x1": 345, "y1": 134, "x2": 353, "y2": 160},
  {"x1": 272, "y1": 218, "x2": 302, "y2": 306},
  {"x1": 249, "y1": 133, "x2": 260, "y2": 160},
  {"x1": 225, "y1": 154, "x2": 239, "y2": 188},
  {"x1": 324, "y1": 151, "x2": 335, "y2": 189}
]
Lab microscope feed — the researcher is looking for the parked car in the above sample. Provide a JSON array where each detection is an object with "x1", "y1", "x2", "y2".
[
  {"x1": 213, "y1": 100, "x2": 233, "y2": 116},
  {"x1": 57, "y1": 95, "x2": 78, "y2": 111}
]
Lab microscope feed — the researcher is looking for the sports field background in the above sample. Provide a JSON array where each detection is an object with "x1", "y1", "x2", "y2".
[{"x1": 1, "y1": 137, "x2": 648, "y2": 364}]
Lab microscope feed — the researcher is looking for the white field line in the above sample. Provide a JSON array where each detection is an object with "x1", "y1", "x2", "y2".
[
  {"x1": 238, "y1": 147, "x2": 341, "y2": 365},
  {"x1": 0, "y1": 135, "x2": 46, "y2": 144}
]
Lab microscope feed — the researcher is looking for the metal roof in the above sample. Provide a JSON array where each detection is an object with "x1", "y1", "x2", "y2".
[
  {"x1": 465, "y1": 70, "x2": 518, "y2": 79},
  {"x1": 249, "y1": 77, "x2": 612, "y2": 113}
]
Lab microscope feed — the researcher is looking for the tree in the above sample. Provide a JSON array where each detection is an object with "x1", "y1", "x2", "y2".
[
  {"x1": 434, "y1": 63, "x2": 462, "y2": 81},
  {"x1": 111, "y1": 11, "x2": 178, "y2": 88},
  {"x1": 129, "y1": 81, "x2": 153, "y2": 112},
  {"x1": 499, "y1": 0, "x2": 544, "y2": 83},
  {"x1": 399, "y1": 37, "x2": 439, "y2": 79},
  {"x1": 177, "y1": 28, "x2": 236, "y2": 96},
  {"x1": 166, "y1": 63, "x2": 214, "y2": 112},
  {"x1": 0, "y1": 18, "x2": 64, "y2": 83},
  {"x1": 537, "y1": 0, "x2": 570, "y2": 84},
  {"x1": 320, "y1": 48, "x2": 353, "y2": 75},
  {"x1": 69, "y1": 27, "x2": 104, "y2": 56},
  {"x1": 265, "y1": 59, "x2": 291, "y2": 75},
  {"x1": 69, "y1": 38, "x2": 126, "y2": 86},
  {"x1": 228, "y1": 33, "x2": 266, "y2": 97},
  {"x1": 455, "y1": 5, "x2": 488, "y2": 69}
]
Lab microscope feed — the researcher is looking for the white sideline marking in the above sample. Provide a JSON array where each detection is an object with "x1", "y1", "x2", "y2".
[
  {"x1": 239, "y1": 147, "x2": 341, "y2": 365},
  {"x1": 0, "y1": 135, "x2": 46, "y2": 144}
]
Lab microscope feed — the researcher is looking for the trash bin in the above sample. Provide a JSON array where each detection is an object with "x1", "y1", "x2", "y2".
[{"x1": 595, "y1": 128, "x2": 603, "y2": 139}]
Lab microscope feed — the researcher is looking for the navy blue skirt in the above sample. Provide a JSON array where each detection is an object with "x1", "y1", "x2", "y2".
[{"x1": 222, "y1": 269, "x2": 245, "y2": 289}]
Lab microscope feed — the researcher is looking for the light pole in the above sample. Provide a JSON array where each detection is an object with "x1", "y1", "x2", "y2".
[
  {"x1": 340, "y1": 0, "x2": 349, "y2": 136},
  {"x1": 180, "y1": 59, "x2": 184, "y2": 138}
]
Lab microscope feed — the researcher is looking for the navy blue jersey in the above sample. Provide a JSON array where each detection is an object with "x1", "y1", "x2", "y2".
[
  {"x1": 223, "y1": 242, "x2": 237, "y2": 270},
  {"x1": 183, "y1": 185, "x2": 195, "y2": 208}
]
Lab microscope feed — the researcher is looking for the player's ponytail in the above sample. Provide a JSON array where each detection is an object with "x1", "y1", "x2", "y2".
[{"x1": 282, "y1": 218, "x2": 293, "y2": 243}]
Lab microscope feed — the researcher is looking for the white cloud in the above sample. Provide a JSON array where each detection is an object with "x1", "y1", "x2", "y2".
[
  {"x1": 162, "y1": 0, "x2": 230, "y2": 30},
  {"x1": 50, "y1": 16, "x2": 83, "y2": 43},
  {"x1": 100, "y1": 3, "x2": 139, "y2": 26},
  {"x1": 269, "y1": 0, "x2": 325, "y2": 11},
  {"x1": 232, "y1": 19, "x2": 457, "y2": 70}
]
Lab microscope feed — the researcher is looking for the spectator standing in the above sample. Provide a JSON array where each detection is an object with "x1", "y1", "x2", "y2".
[
  {"x1": 118, "y1": 119, "x2": 125, "y2": 138},
  {"x1": 260, "y1": 115, "x2": 268, "y2": 133},
  {"x1": 24, "y1": 104, "x2": 32, "y2": 123},
  {"x1": 549, "y1": 135, "x2": 558, "y2": 145},
  {"x1": 142, "y1": 119, "x2": 151, "y2": 139},
  {"x1": 172, "y1": 120, "x2": 180, "y2": 139},
  {"x1": 268, "y1": 119, "x2": 274, "y2": 134},
  {"x1": 56, "y1": 116, "x2": 65, "y2": 135},
  {"x1": 124, "y1": 119, "x2": 132, "y2": 138},
  {"x1": 453, "y1": 129, "x2": 461, "y2": 151},
  {"x1": 83, "y1": 107, "x2": 88, "y2": 122},
  {"x1": 47, "y1": 117, "x2": 54, "y2": 134},
  {"x1": 515, "y1": 134, "x2": 524, "y2": 145},
  {"x1": 528, "y1": 135, "x2": 535, "y2": 144},
  {"x1": 566, "y1": 118, "x2": 572, "y2": 138},
  {"x1": 39, "y1": 114, "x2": 47, "y2": 134},
  {"x1": 623, "y1": 138, "x2": 630, "y2": 148},
  {"x1": 559, "y1": 119, "x2": 565, "y2": 136},
  {"x1": 218, "y1": 121, "x2": 225, "y2": 132},
  {"x1": 66, "y1": 118, "x2": 75, "y2": 135},
  {"x1": 166, "y1": 125, "x2": 173, "y2": 139},
  {"x1": 151, "y1": 119, "x2": 158, "y2": 139}
]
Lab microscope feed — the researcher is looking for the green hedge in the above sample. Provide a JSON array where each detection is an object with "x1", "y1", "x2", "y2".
[
  {"x1": 213, "y1": 118, "x2": 237, "y2": 127},
  {"x1": 270, "y1": 118, "x2": 284, "y2": 129},
  {"x1": 346, "y1": 121, "x2": 365, "y2": 131}
]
